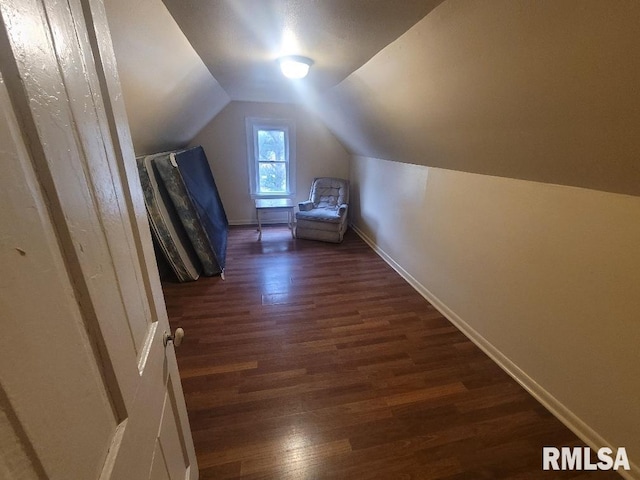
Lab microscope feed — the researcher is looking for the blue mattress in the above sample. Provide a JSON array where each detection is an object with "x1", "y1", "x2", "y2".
[
  {"x1": 136, "y1": 153, "x2": 201, "y2": 282},
  {"x1": 153, "y1": 146, "x2": 227, "y2": 276}
]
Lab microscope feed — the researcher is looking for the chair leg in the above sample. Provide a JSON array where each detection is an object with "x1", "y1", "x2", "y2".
[
  {"x1": 257, "y1": 209, "x2": 262, "y2": 241},
  {"x1": 289, "y1": 210, "x2": 295, "y2": 238}
]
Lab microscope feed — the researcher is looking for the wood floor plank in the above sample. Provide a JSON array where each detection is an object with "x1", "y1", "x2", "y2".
[{"x1": 163, "y1": 226, "x2": 621, "y2": 479}]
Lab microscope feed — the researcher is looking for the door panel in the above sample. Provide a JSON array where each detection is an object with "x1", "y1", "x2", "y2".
[
  {"x1": 46, "y1": 0, "x2": 152, "y2": 356},
  {"x1": 0, "y1": 69, "x2": 118, "y2": 480},
  {"x1": 0, "y1": 0, "x2": 197, "y2": 478},
  {"x1": 150, "y1": 451, "x2": 172, "y2": 480},
  {"x1": 154, "y1": 382, "x2": 191, "y2": 480}
]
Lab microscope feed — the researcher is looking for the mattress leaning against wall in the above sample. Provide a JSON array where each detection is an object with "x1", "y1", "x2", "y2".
[
  {"x1": 136, "y1": 153, "x2": 202, "y2": 282},
  {"x1": 153, "y1": 146, "x2": 228, "y2": 278}
]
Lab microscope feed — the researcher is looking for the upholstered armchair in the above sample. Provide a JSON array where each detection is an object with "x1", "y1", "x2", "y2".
[{"x1": 295, "y1": 177, "x2": 349, "y2": 243}]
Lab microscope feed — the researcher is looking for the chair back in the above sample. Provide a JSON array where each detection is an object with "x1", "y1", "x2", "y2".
[{"x1": 310, "y1": 177, "x2": 349, "y2": 208}]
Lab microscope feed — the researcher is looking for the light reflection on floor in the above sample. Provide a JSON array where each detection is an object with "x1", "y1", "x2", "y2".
[{"x1": 251, "y1": 225, "x2": 298, "y2": 254}]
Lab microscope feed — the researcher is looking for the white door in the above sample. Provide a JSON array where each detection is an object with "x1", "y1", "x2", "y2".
[{"x1": 0, "y1": 0, "x2": 197, "y2": 479}]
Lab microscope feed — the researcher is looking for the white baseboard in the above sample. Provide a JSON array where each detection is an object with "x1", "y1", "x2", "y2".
[
  {"x1": 228, "y1": 219, "x2": 255, "y2": 226},
  {"x1": 350, "y1": 223, "x2": 639, "y2": 480}
]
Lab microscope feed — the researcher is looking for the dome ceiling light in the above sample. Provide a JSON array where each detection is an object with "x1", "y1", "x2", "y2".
[{"x1": 278, "y1": 55, "x2": 313, "y2": 79}]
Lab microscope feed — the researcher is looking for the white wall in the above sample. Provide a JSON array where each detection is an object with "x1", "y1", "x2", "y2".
[
  {"x1": 350, "y1": 155, "x2": 640, "y2": 475},
  {"x1": 191, "y1": 101, "x2": 350, "y2": 224},
  {"x1": 105, "y1": 0, "x2": 230, "y2": 155}
]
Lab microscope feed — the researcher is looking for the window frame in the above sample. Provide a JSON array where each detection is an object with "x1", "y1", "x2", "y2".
[{"x1": 245, "y1": 117, "x2": 296, "y2": 199}]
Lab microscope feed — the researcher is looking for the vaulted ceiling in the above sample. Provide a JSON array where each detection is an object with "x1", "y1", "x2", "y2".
[
  {"x1": 161, "y1": 0, "x2": 443, "y2": 103},
  {"x1": 106, "y1": 0, "x2": 640, "y2": 196},
  {"x1": 105, "y1": 0, "x2": 230, "y2": 154}
]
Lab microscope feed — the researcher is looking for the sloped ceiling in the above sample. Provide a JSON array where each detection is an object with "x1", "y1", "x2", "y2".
[
  {"x1": 107, "y1": 0, "x2": 640, "y2": 195},
  {"x1": 105, "y1": 0, "x2": 230, "y2": 155},
  {"x1": 315, "y1": 0, "x2": 640, "y2": 196},
  {"x1": 161, "y1": 0, "x2": 443, "y2": 103}
]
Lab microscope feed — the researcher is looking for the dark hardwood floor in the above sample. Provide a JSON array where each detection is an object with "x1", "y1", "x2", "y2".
[{"x1": 163, "y1": 226, "x2": 620, "y2": 479}]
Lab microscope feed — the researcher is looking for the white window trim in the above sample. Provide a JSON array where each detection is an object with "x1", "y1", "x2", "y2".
[{"x1": 245, "y1": 117, "x2": 296, "y2": 199}]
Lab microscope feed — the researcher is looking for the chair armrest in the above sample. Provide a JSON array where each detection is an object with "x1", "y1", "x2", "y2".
[
  {"x1": 298, "y1": 200, "x2": 314, "y2": 211},
  {"x1": 338, "y1": 203, "x2": 348, "y2": 215}
]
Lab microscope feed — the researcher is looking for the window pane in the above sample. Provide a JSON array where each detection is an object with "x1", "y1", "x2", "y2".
[
  {"x1": 258, "y1": 162, "x2": 287, "y2": 193},
  {"x1": 257, "y1": 129, "x2": 285, "y2": 162}
]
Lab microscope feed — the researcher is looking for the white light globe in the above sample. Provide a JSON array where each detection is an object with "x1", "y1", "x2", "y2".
[{"x1": 278, "y1": 56, "x2": 312, "y2": 79}]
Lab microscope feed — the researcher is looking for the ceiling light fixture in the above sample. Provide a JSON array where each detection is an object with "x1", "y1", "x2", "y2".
[{"x1": 278, "y1": 55, "x2": 313, "y2": 79}]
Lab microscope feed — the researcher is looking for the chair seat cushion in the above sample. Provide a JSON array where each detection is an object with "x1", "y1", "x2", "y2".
[{"x1": 296, "y1": 207, "x2": 343, "y2": 224}]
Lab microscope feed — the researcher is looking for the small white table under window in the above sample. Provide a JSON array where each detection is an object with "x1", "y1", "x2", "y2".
[{"x1": 255, "y1": 198, "x2": 295, "y2": 241}]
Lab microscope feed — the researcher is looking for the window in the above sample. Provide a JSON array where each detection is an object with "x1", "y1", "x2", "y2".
[{"x1": 246, "y1": 118, "x2": 296, "y2": 198}]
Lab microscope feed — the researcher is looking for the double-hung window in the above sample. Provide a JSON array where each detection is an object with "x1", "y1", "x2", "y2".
[{"x1": 246, "y1": 117, "x2": 296, "y2": 198}]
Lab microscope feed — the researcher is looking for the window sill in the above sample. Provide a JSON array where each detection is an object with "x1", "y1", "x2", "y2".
[{"x1": 250, "y1": 193, "x2": 295, "y2": 200}]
